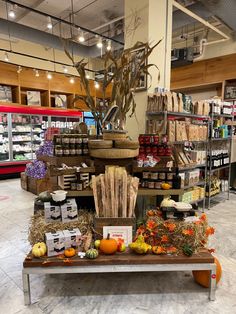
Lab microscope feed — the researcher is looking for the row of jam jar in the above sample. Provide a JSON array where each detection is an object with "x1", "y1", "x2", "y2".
[
  {"x1": 139, "y1": 134, "x2": 169, "y2": 145},
  {"x1": 139, "y1": 145, "x2": 172, "y2": 156}
]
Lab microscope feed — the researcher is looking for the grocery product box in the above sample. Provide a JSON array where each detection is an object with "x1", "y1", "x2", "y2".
[
  {"x1": 64, "y1": 228, "x2": 83, "y2": 249},
  {"x1": 45, "y1": 231, "x2": 65, "y2": 257},
  {"x1": 179, "y1": 173, "x2": 185, "y2": 188},
  {"x1": 44, "y1": 202, "x2": 61, "y2": 223},
  {"x1": 61, "y1": 198, "x2": 78, "y2": 223}
]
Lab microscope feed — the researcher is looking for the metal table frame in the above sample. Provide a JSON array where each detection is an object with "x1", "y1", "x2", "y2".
[{"x1": 22, "y1": 262, "x2": 216, "y2": 305}]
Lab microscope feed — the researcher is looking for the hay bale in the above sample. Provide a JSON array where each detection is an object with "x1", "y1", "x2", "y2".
[{"x1": 28, "y1": 210, "x2": 94, "y2": 245}]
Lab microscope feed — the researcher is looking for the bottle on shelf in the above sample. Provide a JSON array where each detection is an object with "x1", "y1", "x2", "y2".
[{"x1": 172, "y1": 169, "x2": 181, "y2": 189}]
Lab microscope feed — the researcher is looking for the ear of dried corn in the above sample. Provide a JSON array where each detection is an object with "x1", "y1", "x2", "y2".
[{"x1": 91, "y1": 166, "x2": 139, "y2": 218}]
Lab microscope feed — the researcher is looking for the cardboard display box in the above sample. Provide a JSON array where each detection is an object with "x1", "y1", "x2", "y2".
[
  {"x1": 61, "y1": 199, "x2": 78, "y2": 223},
  {"x1": 45, "y1": 231, "x2": 66, "y2": 257}
]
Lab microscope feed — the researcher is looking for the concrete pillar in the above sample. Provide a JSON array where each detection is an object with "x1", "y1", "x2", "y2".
[{"x1": 124, "y1": 0, "x2": 173, "y2": 139}]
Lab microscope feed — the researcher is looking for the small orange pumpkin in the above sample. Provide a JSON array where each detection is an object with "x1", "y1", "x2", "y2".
[
  {"x1": 161, "y1": 183, "x2": 171, "y2": 190},
  {"x1": 99, "y1": 233, "x2": 118, "y2": 255},
  {"x1": 192, "y1": 257, "x2": 222, "y2": 288},
  {"x1": 64, "y1": 248, "x2": 76, "y2": 258}
]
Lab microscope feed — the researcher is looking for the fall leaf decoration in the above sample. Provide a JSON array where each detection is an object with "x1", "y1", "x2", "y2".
[
  {"x1": 42, "y1": 260, "x2": 52, "y2": 267},
  {"x1": 206, "y1": 227, "x2": 215, "y2": 236},
  {"x1": 161, "y1": 235, "x2": 169, "y2": 243},
  {"x1": 164, "y1": 222, "x2": 176, "y2": 232},
  {"x1": 63, "y1": 258, "x2": 73, "y2": 265},
  {"x1": 133, "y1": 212, "x2": 215, "y2": 255},
  {"x1": 182, "y1": 229, "x2": 194, "y2": 236}
]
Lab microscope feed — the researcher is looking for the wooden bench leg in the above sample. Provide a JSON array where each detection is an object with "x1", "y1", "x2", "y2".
[
  {"x1": 209, "y1": 264, "x2": 216, "y2": 301},
  {"x1": 22, "y1": 271, "x2": 31, "y2": 305}
]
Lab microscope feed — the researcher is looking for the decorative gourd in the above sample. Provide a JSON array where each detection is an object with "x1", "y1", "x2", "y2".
[
  {"x1": 161, "y1": 183, "x2": 171, "y2": 190},
  {"x1": 182, "y1": 244, "x2": 194, "y2": 256},
  {"x1": 160, "y1": 196, "x2": 175, "y2": 208},
  {"x1": 86, "y1": 248, "x2": 99, "y2": 259},
  {"x1": 64, "y1": 248, "x2": 76, "y2": 258},
  {"x1": 192, "y1": 257, "x2": 222, "y2": 288},
  {"x1": 129, "y1": 235, "x2": 151, "y2": 254},
  {"x1": 99, "y1": 233, "x2": 118, "y2": 254},
  {"x1": 32, "y1": 242, "x2": 47, "y2": 258}
]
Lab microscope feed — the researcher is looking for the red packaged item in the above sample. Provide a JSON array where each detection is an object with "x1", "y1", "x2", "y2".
[
  {"x1": 145, "y1": 146, "x2": 151, "y2": 155},
  {"x1": 139, "y1": 135, "x2": 145, "y2": 145},
  {"x1": 144, "y1": 136, "x2": 151, "y2": 145},
  {"x1": 151, "y1": 146, "x2": 158, "y2": 155},
  {"x1": 165, "y1": 146, "x2": 172, "y2": 156},
  {"x1": 157, "y1": 146, "x2": 165, "y2": 156},
  {"x1": 153, "y1": 135, "x2": 159, "y2": 145}
]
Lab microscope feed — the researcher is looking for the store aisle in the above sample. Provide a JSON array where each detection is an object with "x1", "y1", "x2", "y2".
[{"x1": 0, "y1": 179, "x2": 235, "y2": 314}]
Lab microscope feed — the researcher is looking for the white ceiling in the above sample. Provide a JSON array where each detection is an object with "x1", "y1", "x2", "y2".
[{"x1": 0, "y1": 0, "x2": 124, "y2": 44}]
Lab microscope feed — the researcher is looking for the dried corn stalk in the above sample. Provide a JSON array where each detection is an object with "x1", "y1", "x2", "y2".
[
  {"x1": 92, "y1": 166, "x2": 139, "y2": 218},
  {"x1": 63, "y1": 40, "x2": 162, "y2": 129}
]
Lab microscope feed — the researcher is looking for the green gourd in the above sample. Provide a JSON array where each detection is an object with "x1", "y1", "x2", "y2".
[
  {"x1": 182, "y1": 244, "x2": 194, "y2": 256},
  {"x1": 85, "y1": 248, "x2": 99, "y2": 259}
]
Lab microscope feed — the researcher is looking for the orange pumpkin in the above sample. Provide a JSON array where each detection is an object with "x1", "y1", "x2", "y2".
[
  {"x1": 64, "y1": 248, "x2": 76, "y2": 258},
  {"x1": 161, "y1": 183, "x2": 171, "y2": 190},
  {"x1": 192, "y1": 257, "x2": 222, "y2": 288},
  {"x1": 99, "y1": 233, "x2": 118, "y2": 254}
]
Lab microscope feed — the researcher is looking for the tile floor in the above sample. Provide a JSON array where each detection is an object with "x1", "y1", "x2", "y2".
[{"x1": 0, "y1": 179, "x2": 236, "y2": 314}]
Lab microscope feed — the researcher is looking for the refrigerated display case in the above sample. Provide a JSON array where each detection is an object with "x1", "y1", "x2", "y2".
[
  {"x1": 0, "y1": 105, "x2": 82, "y2": 175},
  {"x1": 83, "y1": 111, "x2": 97, "y2": 135}
]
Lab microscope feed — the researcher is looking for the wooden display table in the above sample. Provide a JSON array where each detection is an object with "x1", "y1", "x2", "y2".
[{"x1": 22, "y1": 249, "x2": 216, "y2": 305}]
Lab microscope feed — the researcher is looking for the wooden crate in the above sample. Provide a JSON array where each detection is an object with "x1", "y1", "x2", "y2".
[
  {"x1": 27, "y1": 176, "x2": 52, "y2": 195},
  {"x1": 20, "y1": 172, "x2": 28, "y2": 191},
  {"x1": 94, "y1": 217, "x2": 136, "y2": 239}
]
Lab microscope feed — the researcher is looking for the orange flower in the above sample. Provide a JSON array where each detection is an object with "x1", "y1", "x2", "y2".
[
  {"x1": 166, "y1": 246, "x2": 177, "y2": 254},
  {"x1": 182, "y1": 229, "x2": 194, "y2": 236},
  {"x1": 154, "y1": 246, "x2": 166, "y2": 254},
  {"x1": 194, "y1": 220, "x2": 201, "y2": 225},
  {"x1": 200, "y1": 213, "x2": 207, "y2": 221},
  {"x1": 146, "y1": 220, "x2": 157, "y2": 230},
  {"x1": 206, "y1": 227, "x2": 215, "y2": 236},
  {"x1": 161, "y1": 235, "x2": 169, "y2": 243},
  {"x1": 165, "y1": 222, "x2": 176, "y2": 232}
]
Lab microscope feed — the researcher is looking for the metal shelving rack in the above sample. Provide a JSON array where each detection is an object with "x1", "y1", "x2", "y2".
[
  {"x1": 206, "y1": 109, "x2": 234, "y2": 208},
  {"x1": 146, "y1": 110, "x2": 209, "y2": 211}
]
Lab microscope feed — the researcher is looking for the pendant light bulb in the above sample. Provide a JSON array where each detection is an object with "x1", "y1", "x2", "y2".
[
  {"x1": 70, "y1": 77, "x2": 75, "y2": 84},
  {"x1": 34, "y1": 69, "x2": 39, "y2": 77},
  {"x1": 78, "y1": 30, "x2": 85, "y2": 43},
  {"x1": 86, "y1": 73, "x2": 90, "y2": 79},
  {"x1": 8, "y1": 5, "x2": 16, "y2": 19},
  {"x1": 47, "y1": 72, "x2": 52, "y2": 79},
  {"x1": 63, "y1": 66, "x2": 68, "y2": 73},
  {"x1": 94, "y1": 81, "x2": 99, "y2": 89},
  {"x1": 4, "y1": 52, "x2": 9, "y2": 62},
  {"x1": 17, "y1": 65, "x2": 22, "y2": 74},
  {"x1": 47, "y1": 16, "x2": 53, "y2": 30},
  {"x1": 106, "y1": 40, "x2": 111, "y2": 51},
  {"x1": 97, "y1": 37, "x2": 103, "y2": 49}
]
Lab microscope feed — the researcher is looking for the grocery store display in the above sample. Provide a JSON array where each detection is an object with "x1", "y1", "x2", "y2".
[{"x1": 53, "y1": 134, "x2": 89, "y2": 157}]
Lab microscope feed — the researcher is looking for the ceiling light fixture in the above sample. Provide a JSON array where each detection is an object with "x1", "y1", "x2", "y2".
[
  {"x1": 63, "y1": 65, "x2": 68, "y2": 73},
  {"x1": 78, "y1": 29, "x2": 85, "y2": 43},
  {"x1": 4, "y1": 52, "x2": 9, "y2": 62},
  {"x1": 106, "y1": 40, "x2": 111, "y2": 51},
  {"x1": 86, "y1": 73, "x2": 90, "y2": 79},
  {"x1": 94, "y1": 81, "x2": 99, "y2": 89},
  {"x1": 34, "y1": 69, "x2": 39, "y2": 77},
  {"x1": 47, "y1": 16, "x2": 53, "y2": 30},
  {"x1": 8, "y1": 5, "x2": 16, "y2": 19},
  {"x1": 69, "y1": 77, "x2": 75, "y2": 84},
  {"x1": 97, "y1": 37, "x2": 103, "y2": 49},
  {"x1": 47, "y1": 71, "x2": 52, "y2": 79},
  {"x1": 17, "y1": 65, "x2": 22, "y2": 73}
]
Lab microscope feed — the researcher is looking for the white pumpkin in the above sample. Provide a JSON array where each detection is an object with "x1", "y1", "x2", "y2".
[
  {"x1": 32, "y1": 242, "x2": 47, "y2": 257},
  {"x1": 160, "y1": 196, "x2": 176, "y2": 208}
]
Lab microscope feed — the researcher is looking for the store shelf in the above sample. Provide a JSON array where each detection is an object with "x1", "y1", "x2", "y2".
[
  {"x1": 170, "y1": 140, "x2": 208, "y2": 145},
  {"x1": 210, "y1": 137, "x2": 231, "y2": 141},
  {"x1": 133, "y1": 166, "x2": 176, "y2": 173},
  {"x1": 212, "y1": 114, "x2": 233, "y2": 119},
  {"x1": 179, "y1": 164, "x2": 205, "y2": 171},
  {"x1": 146, "y1": 111, "x2": 209, "y2": 119},
  {"x1": 183, "y1": 180, "x2": 205, "y2": 190},
  {"x1": 66, "y1": 188, "x2": 184, "y2": 197},
  {"x1": 208, "y1": 164, "x2": 230, "y2": 173}
]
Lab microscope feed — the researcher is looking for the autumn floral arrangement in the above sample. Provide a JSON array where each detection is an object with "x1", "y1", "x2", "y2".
[{"x1": 131, "y1": 210, "x2": 215, "y2": 256}]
